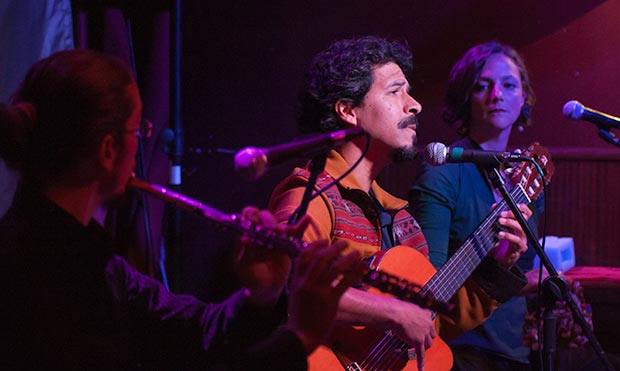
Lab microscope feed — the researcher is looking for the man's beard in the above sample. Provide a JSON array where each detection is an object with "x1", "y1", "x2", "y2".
[
  {"x1": 392, "y1": 115, "x2": 419, "y2": 163},
  {"x1": 392, "y1": 144, "x2": 418, "y2": 163}
]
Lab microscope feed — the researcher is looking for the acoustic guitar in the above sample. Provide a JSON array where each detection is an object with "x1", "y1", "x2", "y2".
[{"x1": 308, "y1": 142, "x2": 555, "y2": 371}]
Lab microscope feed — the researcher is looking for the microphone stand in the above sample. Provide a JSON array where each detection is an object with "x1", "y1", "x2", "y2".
[
  {"x1": 484, "y1": 166, "x2": 615, "y2": 371},
  {"x1": 598, "y1": 128, "x2": 620, "y2": 148},
  {"x1": 164, "y1": 0, "x2": 184, "y2": 292},
  {"x1": 288, "y1": 150, "x2": 329, "y2": 225}
]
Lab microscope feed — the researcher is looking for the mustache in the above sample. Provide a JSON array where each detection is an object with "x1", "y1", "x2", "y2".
[{"x1": 398, "y1": 115, "x2": 419, "y2": 129}]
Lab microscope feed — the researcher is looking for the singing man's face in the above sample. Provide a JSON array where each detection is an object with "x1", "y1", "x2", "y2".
[{"x1": 351, "y1": 62, "x2": 422, "y2": 162}]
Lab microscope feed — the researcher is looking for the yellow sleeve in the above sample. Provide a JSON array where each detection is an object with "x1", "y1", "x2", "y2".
[{"x1": 268, "y1": 173, "x2": 334, "y2": 244}]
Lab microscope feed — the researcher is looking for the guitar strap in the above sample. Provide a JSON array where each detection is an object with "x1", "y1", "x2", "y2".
[
  {"x1": 292, "y1": 167, "x2": 428, "y2": 258},
  {"x1": 369, "y1": 189, "x2": 394, "y2": 250}
]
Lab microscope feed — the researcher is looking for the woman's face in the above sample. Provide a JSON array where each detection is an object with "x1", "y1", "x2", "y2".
[{"x1": 469, "y1": 53, "x2": 525, "y2": 136}]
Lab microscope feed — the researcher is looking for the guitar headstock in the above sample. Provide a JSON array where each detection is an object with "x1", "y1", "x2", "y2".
[{"x1": 508, "y1": 142, "x2": 555, "y2": 201}]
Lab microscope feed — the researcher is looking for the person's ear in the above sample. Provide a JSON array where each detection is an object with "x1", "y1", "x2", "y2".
[
  {"x1": 335, "y1": 99, "x2": 358, "y2": 126},
  {"x1": 98, "y1": 133, "x2": 118, "y2": 172}
]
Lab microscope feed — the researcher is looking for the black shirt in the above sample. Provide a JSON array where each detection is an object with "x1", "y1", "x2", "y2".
[{"x1": 0, "y1": 186, "x2": 307, "y2": 370}]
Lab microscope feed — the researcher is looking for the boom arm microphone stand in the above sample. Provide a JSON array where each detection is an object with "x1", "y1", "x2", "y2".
[
  {"x1": 484, "y1": 166, "x2": 615, "y2": 371},
  {"x1": 598, "y1": 128, "x2": 620, "y2": 148}
]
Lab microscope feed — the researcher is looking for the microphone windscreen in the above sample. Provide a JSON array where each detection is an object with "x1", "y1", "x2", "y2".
[
  {"x1": 424, "y1": 142, "x2": 447, "y2": 166},
  {"x1": 563, "y1": 100, "x2": 583, "y2": 120},
  {"x1": 234, "y1": 147, "x2": 267, "y2": 181}
]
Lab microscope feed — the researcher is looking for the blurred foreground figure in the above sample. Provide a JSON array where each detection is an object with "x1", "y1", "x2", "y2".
[{"x1": 0, "y1": 49, "x2": 361, "y2": 370}]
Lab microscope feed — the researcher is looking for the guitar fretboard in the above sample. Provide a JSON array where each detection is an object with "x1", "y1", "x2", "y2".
[{"x1": 420, "y1": 184, "x2": 531, "y2": 303}]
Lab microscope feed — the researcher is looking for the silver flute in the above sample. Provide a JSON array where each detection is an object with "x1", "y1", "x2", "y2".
[
  {"x1": 128, "y1": 176, "x2": 306, "y2": 256},
  {"x1": 128, "y1": 176, "x2": 452, "y2": 314}
]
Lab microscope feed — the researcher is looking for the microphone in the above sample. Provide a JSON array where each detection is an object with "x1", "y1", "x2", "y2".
[
  {"x1": 424, "y1": 142, "x2": 530, "y2": 167},
  {"x1": 234, "y1": 127, "x2": 366, "y2": 180},
  {"x1": 563, "y1": 100, "x2": 620, "y2": 130}
]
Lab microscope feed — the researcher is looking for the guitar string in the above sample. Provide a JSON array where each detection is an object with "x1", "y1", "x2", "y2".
[
  {"x1": 379, "y1": 335, "x2": 407, "y2": 370},
  {"x1": 359, "y1": 184, "x2": 530, "y2": 370},
  {"x1": 368, "y1": 332, "x2": 414, "y2": 371},
  {"x1": 434, "y1": 197, "x2": 505, "y2": 291},
  {"x1": 423, "y1": 185, "x2": 528, "y2": 302},
  {"x1": 359, "y1": 321, "x2": 420, "y2": 370},
  {"x1": 368, "y1": 334, "x2": 405, "y2": 371},
  {"x1": 359, "y1": 333, "x2": 389, "y2": 369},
  {"x1": 428, "y1": 187, "x2": 529, "y2": 301},
  {"x1": 361, "y1": 331, "x2": 406, "y2": 371},
  {"x1": 382, "y1": 337, "x2": 409, "y2": 370},
  {"x1": 360, "y1": 338, "x2": 382, "y2": 370},
  {"x1": 360, "y1": 332, "x2": 400, "y2": 370}
]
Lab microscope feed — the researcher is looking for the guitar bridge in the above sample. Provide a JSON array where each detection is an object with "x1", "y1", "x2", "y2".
[
  {"x1": 407, "y1": 348, "x2": 417, "y2": 360},
  {"x1": 346, "y1": 362, "x2": 363, "y2": 371}
]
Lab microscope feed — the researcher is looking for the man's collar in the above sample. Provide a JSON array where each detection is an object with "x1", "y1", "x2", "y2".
[{"x1": 324, "y1": 150, "x2": 408, "y2": 212}]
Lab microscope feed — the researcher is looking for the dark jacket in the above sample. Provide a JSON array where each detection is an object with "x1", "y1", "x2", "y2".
[{"x1": 0, "y1": 186, "x2": 307, "y2": 370}]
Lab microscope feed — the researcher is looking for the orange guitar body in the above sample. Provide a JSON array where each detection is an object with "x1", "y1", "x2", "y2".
[
  {"x1": 307, "y1": 143, "x2": 554, "y2": 370},
  {"x1": 307, "y1": 246, "x2": 453, "y2": 371}
]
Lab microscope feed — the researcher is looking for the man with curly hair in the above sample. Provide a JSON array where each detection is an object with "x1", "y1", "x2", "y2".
[{"x1": 269, "y1": 36, "x2": 532, "y2": 371}]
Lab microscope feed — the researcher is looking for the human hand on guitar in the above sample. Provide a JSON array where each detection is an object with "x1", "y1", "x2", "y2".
[
  {"x1": 488, "y1": 203, "x2": 532, "y2": 269},
  {"x1": 387, "y1": 297, "x2": 437, "y2": 371},
  {"x1": 336, "y1": 287, "x2": 438, "y2": 371}
]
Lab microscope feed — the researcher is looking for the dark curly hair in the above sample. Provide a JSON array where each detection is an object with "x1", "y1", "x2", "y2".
[
  {"x1": 443, "y1": 41, "x2": 535, "y2": 136},
  {"x1": 298, "y1": 36, "x2": 413, "y2": 134},
  {"x1": 0, "y1": 49, "x2": 136, "y2": 185}
]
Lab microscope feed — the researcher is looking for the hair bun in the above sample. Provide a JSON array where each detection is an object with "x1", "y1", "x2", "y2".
[
  {"x1": 0, "y1": 101, "x2": 38, "y2": 168},
  {"x1": 9, "y1": 102, "x2": 37, "y2": 132}
]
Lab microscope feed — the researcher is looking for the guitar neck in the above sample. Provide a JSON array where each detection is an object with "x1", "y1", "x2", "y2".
[{"x1": 421, "y1": 184, "x2": 531, "y2": 302}]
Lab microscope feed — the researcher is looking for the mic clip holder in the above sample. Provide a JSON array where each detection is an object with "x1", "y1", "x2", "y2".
[
  {"x1": 598, "y1": 128, "x2": 620, "y2": 148},
  {"x1": 484, "y1": 167, "x2": 615, "y2": 371}
]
